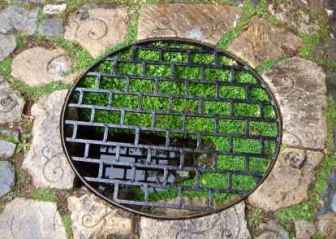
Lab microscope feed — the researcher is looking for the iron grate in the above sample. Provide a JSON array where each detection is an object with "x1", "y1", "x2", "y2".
[{"x1": 61, "y1": 38, "x2": 282, "y2": 219}]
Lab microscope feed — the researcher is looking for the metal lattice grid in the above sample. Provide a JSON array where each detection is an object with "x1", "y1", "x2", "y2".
[{"x1": 61, "y1": 38, "x2": 282, "y2": 219}]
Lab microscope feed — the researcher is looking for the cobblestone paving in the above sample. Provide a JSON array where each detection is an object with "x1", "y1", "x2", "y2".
[{"x1": 0, "y1": 1, "x2": 334, "y2": 239}]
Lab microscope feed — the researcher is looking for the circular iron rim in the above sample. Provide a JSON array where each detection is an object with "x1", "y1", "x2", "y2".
[{"x1": 60, "y1": 37, "x2": 283, "y2": 220}]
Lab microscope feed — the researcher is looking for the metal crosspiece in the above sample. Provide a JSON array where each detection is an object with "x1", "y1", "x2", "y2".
[{"x1": 61, "y1": 38, "x2": 282, "y2": 219}]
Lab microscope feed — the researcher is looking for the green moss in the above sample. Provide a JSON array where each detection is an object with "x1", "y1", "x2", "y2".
[
  {"x1": 299, "y1": 33, "x2": 321, "y2": 60},
  {"x1": 31, "y1": 188, "x2": 57, "y2": 202},
  {"x1": 62, "y1": 214, "x2": 73, "y2": 239},
  {"x1": 0, "y1": 57, "x2": 12, "y2": 80},
  {"x1": 10, "y1": 80, "x2": 70, "y2": 102}
]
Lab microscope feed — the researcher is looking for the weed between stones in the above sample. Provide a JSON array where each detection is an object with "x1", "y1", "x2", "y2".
[{"x1": 72, "y1": 42, "x2": 279, "y2": 205}]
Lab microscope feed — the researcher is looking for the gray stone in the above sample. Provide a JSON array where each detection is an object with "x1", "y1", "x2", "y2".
[
  {"x1": 11, "y1": 47, "x2": 72, "y2": 86},
  {"x1": 0, "y1": 161, "x2": 15, "y2": 198},
  {"x1": 139, "y1": 202, "x2": 251, "y2": 239},
  {"x1": 316, "y1": 213, "x2": 336, "y2": 239},
  {"x1": 43, "y1": 4, "x2": 66, "y2": 15},
  {"x1": 0, "y1": 77, "x2": 25, "y2": 124},
  {"x1": 138, "y1": 4, "x2": 242, "y2": 44},
  {"x1": 256, "y1": 220, "x2": 289, "y2": 239},
  {"x1": 0, "y1": 140, "x2": 16, "y2": 159},
  {"x1": 319, "y1": 170, "x2": 336, "y2": 214},
  {"x1": 249, "y1": 148, "x2": 323, "y2": 211},
  {"x1": 22, "y1": 90, "x2": 75, "y2": 189},
  {"x1": 37, "y1": 18, "x2": 64, "y2": 37},
  {"x1": 68, "y1": 188, "x2": 133, "y2": 239},
  {"x1": 228, "y1": 17, "x2": 303, "y2": 67},
  {"x1": 263, "y1": 57, "x2": 327, "y2": 149},
  {"x1": 0, "y1": 6, "x2": 39, "y2": 35},
  {"x1": 0, "y1": 198, "x2": 67, "y2": 239},
  {"x1": 294, "y1": 220, "x2": 316, "y2": 239},
  {"x1": 0, "y1": 33, "x2": 16, "y2": 61},
  {"x1": 268, "y1": 1, "x2": 320, "y2": 34},
  {"x1": 65, "y1": 7, "x2": 129, "y2": 57}
]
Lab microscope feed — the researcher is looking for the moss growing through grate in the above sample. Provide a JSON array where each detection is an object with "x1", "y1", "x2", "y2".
[{"x1": 74, "y1": 42, "x2": 279, "y2": 207}]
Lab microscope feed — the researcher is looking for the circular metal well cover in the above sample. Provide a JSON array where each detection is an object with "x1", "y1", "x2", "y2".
[{"x1": 61, "y1": 38, "x2": 282, "y2": 219}]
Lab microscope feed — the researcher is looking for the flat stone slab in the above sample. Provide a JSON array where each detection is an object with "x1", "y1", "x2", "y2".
[
  {"x1": 68, "y1": 189, "x2": 133, "y2": 239},
  {"x1": 0, "y1": 77, "x2": 25, "y2": 124},
  {"x1": 65, "y1": 7, "x2": 129, "y2": 57},
  {"x1": 0, "y1": 6, "x2": 38, "y2": 35},
  {"x1": 228, "y1": 17, "x2": 303, "y2": 67},
  {"x1": 0, "y1": 161, "x2": 15, "y2": 198},
  {"x1": 138, "y1": 4, "x2": 242, "y2": 44},
  {"x1": 0, "y1": 198, "x2": 67, "y2": 239},
  {"x1": 139, "y1": 202, "x2": 250, "y2": 239},
  {"x1": 0, "y1": 33, "x2": 16, "y2": 61},
  {"x1": 263, "y1": 57, "x2": 327, "y2": 150},
  {"x1": 0, "y1": 140, "x2": 16, "y2": 159},
  {"x1": 249, "y1": 148, "x2": 323, "y2": 211},
  {"x1": 22, "y1": 90, "x2": 75, "y2": 189},
  {"x1": 11, "y1": 47, "x2": 72, "y2": 86}
]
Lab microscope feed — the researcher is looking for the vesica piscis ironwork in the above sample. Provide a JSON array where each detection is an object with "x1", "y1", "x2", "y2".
[{"x1": 61, "y1": 38, "x2": 282, "y2": 219}]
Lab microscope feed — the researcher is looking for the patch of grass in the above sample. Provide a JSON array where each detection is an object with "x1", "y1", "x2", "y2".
[
  {"x1": 62, "y1": 214, "x2": 73, "y2": 239},
  {"x1": 10, "y1": 79, "x2": 70, "y2": 102},
  {"x1": 299, "y1": 33, "x2": 321, "y2": 60},
  {"x1": 0, "y1": 57, "x2": 13, "y2": 80},
  {"x1": 31, "y1": 188, "x2": 57, "y2": 202},
  {"x1": 247, "y1": 207, "x2": 263, "y2": 232}
]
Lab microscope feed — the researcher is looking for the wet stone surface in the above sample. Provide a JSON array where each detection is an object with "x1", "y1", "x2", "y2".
[
  {"x1": 249, "y1": 148, "x2": 323, "y2": 211},
  {"x1": 138, "y1": 4, "x2": 242, "y2": 44},
  {"x1": 65, "y1": 7, "x2": 129, "y2": 57},
  {"x1": 0, "y1": 6, "x2": 39, "y2": 35},
  {"x1": 0, "y1": 161, "x2": 15, "y2": 198},
  {"x1": 0, "y1": 77, "x2": 25, "y2": 124},
  {"x1": 263, "y1": 57, "x2": 327, "y2": 150},
  {"x1": 228, "y1": 17, "x2": 303, "y2": 67},
  {"x1": 0, "y1": 198, "x2": 67, "y2": 239},
  {"x1": 139, "y1": 202, "x2": 251, "y2": 239},
  {"x1": 68, "y1": 188, "x2": 133, "y2": 239},
  {"x1": 0, "y1": 33, "x2": 16, "y2": 61},
  {"x1": 11, "y1": 47, "x2": 72, "y2": 86},
  {"x1": 22, "y1": 90, "x2": 75, "y2": 189}
]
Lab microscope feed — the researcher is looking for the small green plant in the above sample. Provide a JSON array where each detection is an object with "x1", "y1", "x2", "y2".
[
  {"x1": 31, "y1": 188, "x2": 57, "y2": 202},
  {"x1": 62, "y1": 214, "x2": 73, "y2": 239}
]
